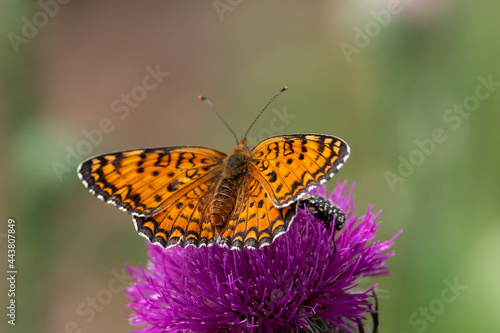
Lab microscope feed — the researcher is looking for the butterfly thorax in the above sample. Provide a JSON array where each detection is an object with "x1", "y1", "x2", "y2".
[
  {"x1": 209, "y1": 145, "x2": 250, "y2": 226},
  {"x1": 224, "y1": 144, "x2": 250, "y2": 176}
]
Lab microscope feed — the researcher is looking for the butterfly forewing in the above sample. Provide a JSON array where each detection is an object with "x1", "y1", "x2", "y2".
[
  {"x1": 248, "y1": 134, "x2": 350, "y2": 208},
  {"x1": 78, "y1": 147, "x2": 226, "y2": 216}
]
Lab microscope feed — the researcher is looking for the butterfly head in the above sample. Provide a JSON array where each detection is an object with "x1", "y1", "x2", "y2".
[{"x1": 238, "y1": 138, "x2": 249, "y2": 150}]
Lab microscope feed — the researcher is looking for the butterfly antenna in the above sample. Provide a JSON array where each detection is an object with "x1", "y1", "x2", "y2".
[
  {"x1": 243, "y1": 86, "x2": 288, "y2": 140},
  {"x1": 198, "y1": 95, "x2": 239, "y2": 145}
]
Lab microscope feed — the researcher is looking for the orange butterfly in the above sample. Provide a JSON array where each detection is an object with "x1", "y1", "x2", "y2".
[{"x1": 78, "y1": 88, "x2": 350, "y2": 250}]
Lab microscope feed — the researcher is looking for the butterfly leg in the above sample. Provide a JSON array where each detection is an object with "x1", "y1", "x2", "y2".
[{"x1": 300, "y1": 194, "x2": 345, "y2": 230}]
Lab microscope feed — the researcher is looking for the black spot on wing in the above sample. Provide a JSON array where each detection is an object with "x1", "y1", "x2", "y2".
[
  {"x1": 267, "y1": 170, "x2": 277, "y2": 182},
  {"x1": 168, "y1": 180, "x2": 181, "y2": 192}
]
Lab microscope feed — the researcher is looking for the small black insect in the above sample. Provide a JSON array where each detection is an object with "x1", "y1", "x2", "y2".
[{"x1": 300, "y1": 194, "x2": 345, "y2": 230}]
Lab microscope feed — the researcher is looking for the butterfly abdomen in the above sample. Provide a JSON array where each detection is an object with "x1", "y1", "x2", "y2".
[
  {"x1": 208, "y1": 148, "x2": 249, "y2": 227},
  {"x1": 210, "y1": 177, "x2": 240, "y2": 226}
]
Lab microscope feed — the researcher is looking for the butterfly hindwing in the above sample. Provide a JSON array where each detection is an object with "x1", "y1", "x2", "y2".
[
  {"x1": 249, "y1": 134, "x2": 350, "y2": 208},
  {"x1": 78, "y1": 147, "x2": 225, "y2": 216},
  {"x1": 218, "y1": 178, "x2": 298, "y2": 250},
  {"x1": 132, "y1": 175, "x2": 219, "y2": 248}
]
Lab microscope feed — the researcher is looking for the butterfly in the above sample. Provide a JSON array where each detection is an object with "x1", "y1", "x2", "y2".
[{"x1": 78, "y1": 88, "x2": 350, "y2": 250}]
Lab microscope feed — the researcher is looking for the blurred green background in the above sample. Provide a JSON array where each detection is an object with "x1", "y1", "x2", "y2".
[{"x1": 1, "y1": 1, "x2": 499, "y2": 332}]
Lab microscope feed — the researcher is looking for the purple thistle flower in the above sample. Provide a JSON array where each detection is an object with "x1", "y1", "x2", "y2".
[{"x1": 125, "y1": 180, "x2": 401, "y2": 332}]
